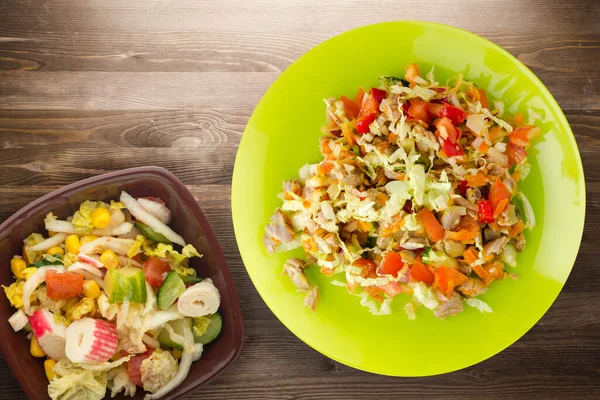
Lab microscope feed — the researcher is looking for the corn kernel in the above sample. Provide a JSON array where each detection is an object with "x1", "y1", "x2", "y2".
[
  {"x1": 65, "y1": 235, "x2": 80, "y2": 254},
  {"x1": 10, "y1": 258, "x2": 27, "y2": 279},
  {"x1": 80, "y1": 235, "x2": 99, "y2": 246},
  {"x1": 47, "y1": 247, "x2": 64, "y2": 257},
  {"x1": 44, "y1": 359, "x2": 56, "y2": 381},
  {"x1": 31, "y1": 336, "x2": 45, "y2": 358},
  {"x1": 100, "y1": 249, "x2": 119, "y2": 270},
  {"x1": 92, "y1": 207, "x2": 111, "y2": 229},
  {"x1": 82, "y1": 279, "x2": 101, "y2": 299},
  {"x1": 21, "y1": 267, "x2": 38, "y2": 281},
  {"x1": 172, "y1": 348, "x2": 182, "y2": 359},
  {"x1": 48, "y1": 231, "x2": 57, "y2": 237}
]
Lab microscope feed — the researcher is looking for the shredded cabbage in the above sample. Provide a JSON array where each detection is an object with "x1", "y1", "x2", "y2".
[
  {"x1": 48, "y1": 359, "x2": 107, "y2": 400},
  {"x1": 465, "y1": 298, "x2": 493, "y2": 313}
]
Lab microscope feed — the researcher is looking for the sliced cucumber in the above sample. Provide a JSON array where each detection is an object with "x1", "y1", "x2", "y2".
[
  {"x1": 157, "y1": 272, "x2": 186, "y2": 310},
  {"x1": 104, "y1": 267, "x2": 147, "y2": 304},
  {"x1": 158, "y1": 318, "x2": 192, "y2": 350},
  {"x1": 134, "y1": 221, "x2": 172, "y2": 244},
  {"x1": 193, "y1": 312, "x2": 222, "y2": 345},
  {"x1": 180, "y1": 274, "x2": 203, "y2": 285}
]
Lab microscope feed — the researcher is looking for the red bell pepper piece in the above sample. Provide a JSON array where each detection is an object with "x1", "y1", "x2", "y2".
[
  {"x1": 435, "y1": 117, "x2": 460, "y2": 143},
  {"x1": 379, "y1": 252, "x2": 405, "y2": 277},
  {"x1": 356, "y1": 113, "x2": 377, "y2": 134},
  {"x1": 370, "y1": 87, "x2": 387, "y2": 104},
  {"x1": 443, "y1": 139, "x2": 465, "y2": 157},
  {"x1": 439, "y1": 103, "x2": 466, "y2": 124},
  {"x1": 478, "y1": 200, "x2": 494, "y2": 223},
  {"x1": 339, "y1": 95, "x2": 360, "y2": 120}
]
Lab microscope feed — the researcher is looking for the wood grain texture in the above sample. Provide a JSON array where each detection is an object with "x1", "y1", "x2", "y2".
[{"x1": 0, "y1": 0, "x2": 599, "y2": 399}]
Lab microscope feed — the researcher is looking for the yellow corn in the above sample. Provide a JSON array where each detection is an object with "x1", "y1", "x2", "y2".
[
  {"x1": 80, "y1": 235, "x2": 99, "y2": 246},
  {"x1": 44, "y1": 359, "x2": 56, "y2": 381},
  {"x1": 48, "y1": 231, "x2": 57, "y2": 237},
  {"x1": 92, "y1": 208, "x2": 111, "y2": 229},
  {"x1": 47, "y1": 247, "x2": 64, "y2": 257},
  {"x1": 65, "y1": 235, "x2": 80, "y2": 254},
  {"x1": 172, "y1": 348, "x2": 182, "y2": 359},
  {"x1": 31, "y1": 336, "x2": 45, "y2": 358},
  {"x1": 10, "y1": 258, "x2": 27, "y2": 279},
  {"x1": 82, "y1": 280, "x2": 101, "y2": 299},
  {"x1": 100, "y1": 249, "x2": 119, "y2": 270},
  {"x1": 20, "y1": 267, "x2": 38, "y2": 281}
]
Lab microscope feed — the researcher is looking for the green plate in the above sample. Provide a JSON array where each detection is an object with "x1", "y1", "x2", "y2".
[{"x1": 232, "y1": 21, "x2": 585, "y2": 376}]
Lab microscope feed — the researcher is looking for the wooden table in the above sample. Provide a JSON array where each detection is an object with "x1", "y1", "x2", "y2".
[{"x1": 0, "y1": 1, "x2": 598, "y2": 398}]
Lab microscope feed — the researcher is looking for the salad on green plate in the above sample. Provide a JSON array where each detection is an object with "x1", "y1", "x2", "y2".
[
  {"x1": 4, "y1": 193, "x2": 222, "y2": 400},
  {"x1": 264, "y1": 64, "x2": 538, "y2": 320}
]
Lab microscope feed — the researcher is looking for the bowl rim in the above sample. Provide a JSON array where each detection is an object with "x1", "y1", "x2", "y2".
[
  {"x1": 232, "y1": 20, "x2": 586, "y2": 376},
  {"x1": 0, "y1": 166, "x2": 245, "y2": 399}
]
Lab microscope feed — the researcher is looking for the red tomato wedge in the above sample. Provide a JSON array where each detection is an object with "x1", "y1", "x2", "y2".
[
  {"x1": 417, "y1": 208, "x2": 445, "y2": 242},
  {"x1": 340, "y1": 95, "x2": 360, "y2": 120},
  {"x1": 143, "y1": 257, "x2": 172, "y2": 287},
  {"x1": 378, "y1": 252, "x2": 404, "y2": 277},
  {"x1": 370, "y1": 87, "x2": 387, "y2": 104},
  {"x1": 439, "y1": 103, "x2": 466, "y2": 124},
  {"x1": 46, "y1": 270, "x2": 83, "y2": 300},
  {"x1": 356, "y1": 113, "x2": 377, "y2": 134},
  {"x1": 434, "y1": 266, "x2": 468, "y2": 296},
  {"x1": 409, "y1": 258, "x2": 434, "y2": 285}
]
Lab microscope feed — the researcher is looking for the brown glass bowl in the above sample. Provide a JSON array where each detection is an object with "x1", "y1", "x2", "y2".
[{"x1": 0, "y1": 166, "x2": 244, "y2": 400}]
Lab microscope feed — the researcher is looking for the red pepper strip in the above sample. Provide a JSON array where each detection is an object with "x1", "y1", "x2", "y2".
[
  {"x1": 459, "y1": 180, "x2": 468, "y2": 197},
  {"x1": 356, "y1": 113, "x2": 377, "y2": 134},
  {"x1": 443, "y1": 139, "x2": 465, "y2": 156},
  {"x1": 478, "y1": 200, "x2": 494, "y2": 223},
  {"x1": 440, "y1": 103, "x2": 466, "y2": 124},
  {"x1": 370, "y1": 87, "x2": 387, "y2": 104}
]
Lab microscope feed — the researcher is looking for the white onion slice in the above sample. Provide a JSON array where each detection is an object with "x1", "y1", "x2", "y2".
[
  {"x1": 120, "y1": 191, "x2": 185, "y2": 246},
  {"x1": 28, "y1": 233, "x2": 68, "y2": 252}
]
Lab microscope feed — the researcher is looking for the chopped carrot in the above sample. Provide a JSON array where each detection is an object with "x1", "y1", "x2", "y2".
[
  {"x1": 405, "y1": 63, "x2": 421, "y2": 84},
  {"x1": 376, "y1": 192, "x2": 389, "y2": 206},
  {"x1": 357, "y1": 220, "x2": 373, "y2": 232},
  {"x1": 353, "y1": 87, "x2": 366, "y2": 108},
  {"x1": 409, "y1": 258, "x2": 434, "y2": 285},
  {"x1": 489, "y1": 126, "x2": 507, "y2": 141},
  {"x1": 489, "y1": 178, "x2": 510, "y2": 217},
  {"x1": 340, "y1": 95, "x2": 360, "y2": 119},
  {"x1": 463, "y1": 247, "x2": 479, "y2": 264},
  {"x1": 494, "y1": 198, "x2": 509, "y2": 218},
  {"x1": 478, "y1": 141, "x2": 490, "y2": 154},
  {"x1": 434, "y1": 266, "x2": 468, "y2": 297},
  {"x1": 514, "y1": 113, "x2": 524, "y2": 127},
  {"x1": 318, "y1": 161, "x2": 334, "y2": 175},
  {"x1": 509, "y1": 221, "x2": 525, "y2": 238},
  {"x1": 417, "y1": 207, "x2": 445, "y2": 242},
  {"x1": 468, "y1": 86, "x2": 480, "y2": 102},
  {"x1": 478, "y1": 88, "x2": 490, "y2": 109},
  {"x1": 447, "y1": 229, "x2": 479, "y2": 242},
  {"x1": 320, "y1": 137, "x2": 332, "y2": 155},
  {"x1": 465, "y1": 172, "x2": 488, "y2": 187},
  {"x1": 320, "y1": 267, "x2": 335, "y2": 277},
  {"x1": 342, "y1": 122, "x2": 356, "y2": 147},
  {"x1": 472, "y1": 265, "x2": 490, "y2": 281}
]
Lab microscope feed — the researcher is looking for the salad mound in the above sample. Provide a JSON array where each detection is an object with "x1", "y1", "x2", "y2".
[
  {"x1": 4, "y1": 192, "x2": 222, "y2": 400},
  {"x1": 264, "y1": 64, "x2": 538, "y2": 319}
]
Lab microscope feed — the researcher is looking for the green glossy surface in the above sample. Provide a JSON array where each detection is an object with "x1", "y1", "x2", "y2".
[{"x1": 231, "y1": 21, "x2": 585, "y2": 376}]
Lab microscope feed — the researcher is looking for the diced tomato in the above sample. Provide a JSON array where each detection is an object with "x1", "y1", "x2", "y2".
[
  {"x1": 353, "y1": 87, "x2": 366, "y2": 108},
  {"x1": 401, "y1": 102, "x2": 410, "y2": 116},
  {"x1": 340, "y1": 95, "x2": 360, "y2": 120},
  {"x1": 478, "y1": 88, "x2": 490, "y2": 109},
  {"x1": 417, "y1": 208, "x2": 445, "y2": 242},
  {"x1": 46, "y1": 270, "x2": 83, "y2": 300},
  {"x1": 358, "y1": 95, "x2": 379, "y2": 119},
  {"x1": 427, "y1": 102, "x2": 444, "y2": 118},
  {"x1": 463, "y1": 247, "x2": 479, "y2": 265},
  {"x1": 443, "y1": 139, "x2": 465, "y2": 157},
  {"x1": 459, "y1": 180, "x2": 468, "y2": 197},
  {"x1": 143, "y1": 257, "x2": 172, "y2": 287},
  {"x1": 127, "y1": 349, "x2": 154, "y2": 387},
  {"x1": 506, "y1": 142, "x2": 527, "y2": 167},
  {"x1": 434, "y1": 266, "x2": 468, "y2": 296},
  {"x1": 477, "y1": 200, "x2": 494, "y2": 223},
  {"x1": 489, "y1": 178, "x2": 510, "y2": 218},
  {"x1": 404, "y1": 63, "x2": 420, "y2": 84},
  {"x1": 409, "y1": 258, "x2": 434, "y2": 285},
  {"x1": 356, "y1": 113, "x2": 377, "y2": 134},
  {"x1": 509, "y1": 126, "x2": 540, "y2": 147},
  {"x1": 407, "y1": 98, "x2": 430, "y2": 122},
  {"x1": 378, "y1": 252, "x2": 405, "y2": 277},
  {"x1": 435, "y1": 117, "x2": 460, "y2": 143},
  {"x1": 439, "y1": 103, "x2": 466, "y2": 124},
  {"x1": 370, "y1": 87, "x2": 387, "y2": 104}
]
